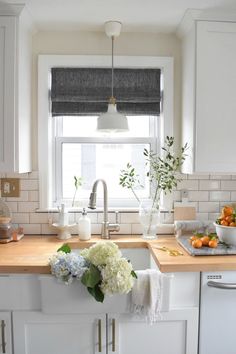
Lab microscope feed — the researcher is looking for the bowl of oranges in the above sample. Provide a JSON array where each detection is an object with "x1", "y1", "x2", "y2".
[{"x1": 214, "y1": 206, "x2": 236, "y2": 246}]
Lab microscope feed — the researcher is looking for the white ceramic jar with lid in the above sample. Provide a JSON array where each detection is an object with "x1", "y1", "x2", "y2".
[{"x1": 78, "y1": 208, "x2": 91, "y2": 240}]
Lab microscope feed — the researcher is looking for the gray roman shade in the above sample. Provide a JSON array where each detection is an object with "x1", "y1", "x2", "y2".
[{"x1": 51, "y1": 68, "x2": 161, "y2": 116}]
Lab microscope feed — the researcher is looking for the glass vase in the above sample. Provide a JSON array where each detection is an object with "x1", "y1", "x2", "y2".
[{"x1": 139, "y1": 200, "x2": 160, "y2": 240}]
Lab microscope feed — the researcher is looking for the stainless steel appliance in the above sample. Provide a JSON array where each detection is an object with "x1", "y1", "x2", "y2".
[{"x1": 199, "y1": 271, "x2": 236, "y2": 354}]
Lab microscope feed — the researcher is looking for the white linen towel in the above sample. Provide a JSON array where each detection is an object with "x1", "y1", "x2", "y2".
[{"x1": 130, "y1": 269, "x2": 163, "y2": 324}]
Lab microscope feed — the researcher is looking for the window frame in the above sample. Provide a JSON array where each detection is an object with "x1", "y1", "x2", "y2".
[{"x1": 38, "y1": 55, "x2": 174, "y2": 210}]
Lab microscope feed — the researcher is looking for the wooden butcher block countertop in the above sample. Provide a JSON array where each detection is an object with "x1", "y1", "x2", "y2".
[{"x1": 1, "y1": 235, "x2": 236, "y2": 273}]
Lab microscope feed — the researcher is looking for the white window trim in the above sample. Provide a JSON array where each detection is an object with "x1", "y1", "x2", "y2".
[{"x1": 38, "y1": 55, "x2": 174, "y2": 209}]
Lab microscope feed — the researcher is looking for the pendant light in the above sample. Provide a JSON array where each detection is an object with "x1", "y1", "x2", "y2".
[{"x1": 97, "y1": 21, "x2": 129, "y2": 132}]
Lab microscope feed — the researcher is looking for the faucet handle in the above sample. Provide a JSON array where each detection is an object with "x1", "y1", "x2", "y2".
[{"x1": 115, "y1": 211, "x2": 119, "y2": 224}]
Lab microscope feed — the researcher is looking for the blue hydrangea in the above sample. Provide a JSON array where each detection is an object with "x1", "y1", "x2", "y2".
[{"x1": 49, "y1": 251, "x2": 89, "y2": 284}]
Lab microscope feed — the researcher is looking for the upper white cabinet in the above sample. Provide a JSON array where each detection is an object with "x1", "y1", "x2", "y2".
[
  {"x1": 0, "y1": 4, "x2": 32, "y2": 173},
  {"x1": 180, "y1": 13, "x2": 236, "y2": 173}
]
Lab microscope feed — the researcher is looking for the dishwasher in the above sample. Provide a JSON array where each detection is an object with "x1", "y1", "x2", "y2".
[{"x1": 199, "y1": 271, "x2": 236, "y2": 354}]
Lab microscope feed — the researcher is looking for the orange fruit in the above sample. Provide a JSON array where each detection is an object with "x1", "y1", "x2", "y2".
[
  {"x1": 225, "y1": 215, "x2": 234, "y2": 223},
  {"x1": 221, "y1": 220, "x2": 229, "y2": 226},
  {"x1": 209, "y1": 239, "x2": 218, "y2": 248},
  {"x1": 201, "y1": 236, "x2": 210, "y2": 247},
  {"x1": 222, "y1": 206, "x2": 234, "y2": 217},
  {"x1": 192, "y1": 239, "x2": 203, "y2": 248}
]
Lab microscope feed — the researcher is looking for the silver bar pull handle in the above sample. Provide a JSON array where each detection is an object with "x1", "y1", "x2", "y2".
[
  {"x1": 1, "y1": 320, "x2": 6, "y2": 354},
  {"x1": 112, "y1": 318, "x2": 116, "y2": 352},
  {"x1": 98, "y1": 319, "x2": 102, "y2": 353},
  {"x1": 115, "y1": 211, "x2": 119, "y2": 224},
  {"x1": 207, "y1": 280, "x2": 236, "y2": 289}
]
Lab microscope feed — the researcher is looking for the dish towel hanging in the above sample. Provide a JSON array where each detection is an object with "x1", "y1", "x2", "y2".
[{"x1": 130, "y1": 269, "x2": 163, "y2": 324}]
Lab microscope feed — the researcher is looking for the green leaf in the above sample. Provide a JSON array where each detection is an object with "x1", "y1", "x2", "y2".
[
  {"x1": 81, "y1": 264, "x2": 101, "y2": 288},
  {"x1": 131, "y1": 270, "x2": 138, "y2": 279},
  {"x1": 57, "y1": 243, "x2": 71, "y2": 253},
  {"x1": 87, "y1": 284, "x2": 104, "y2": 303}
]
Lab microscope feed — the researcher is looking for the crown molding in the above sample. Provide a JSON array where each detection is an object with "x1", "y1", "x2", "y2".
[{"x1": 176, "y1": 8, "x2": 236, "y2": 38}]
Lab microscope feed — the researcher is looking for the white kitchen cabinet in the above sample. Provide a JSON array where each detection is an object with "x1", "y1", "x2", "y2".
[
  {"x1": 13, "y1": 311, "x2": 106, "y2": 354},
  {"x1": 180, "y1": 15, "x2": 236, "y2": 173},
  {"x1": 13, "y1": 309, "x2": 198, "y2": 354},
  {"x1": 110, "y1": 309, "x2": 198, "y2": 354},
  {"x1": 0, "y1": 312, "x2": 12, "y2": 354},
  {"x1": 0, "y1": 4, "x2": 32, "y2": 173}
]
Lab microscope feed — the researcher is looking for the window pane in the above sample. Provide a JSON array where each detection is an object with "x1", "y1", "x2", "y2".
[
  {"x1": 62, "y1": 143, "x2": 150, "y2": 203},
  {"x1": 62, "y1": 116, "x2": 152, "y2": 137}
]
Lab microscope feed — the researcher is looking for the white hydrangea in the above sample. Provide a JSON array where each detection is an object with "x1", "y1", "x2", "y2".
[
  {"x1": 80, "y1": 241, "x2": 122, "y2": 266},
  {"x1": 100, "y1": 257, "x2": 134, "y2": 295}
]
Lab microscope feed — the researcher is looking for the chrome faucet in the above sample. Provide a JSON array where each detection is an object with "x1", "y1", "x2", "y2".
[{"x1": 88, "y1": 179, "x2": 120, "y2": 239}]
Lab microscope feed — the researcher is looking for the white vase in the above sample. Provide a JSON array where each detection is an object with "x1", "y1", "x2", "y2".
[{"x1": 139, "y1": 200, "x2": 160, "y2": 240}]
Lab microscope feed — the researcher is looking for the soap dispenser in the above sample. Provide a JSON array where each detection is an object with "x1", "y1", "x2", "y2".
[{"x1": 78, "y1": 208, "x2": 91, "y2": 240}]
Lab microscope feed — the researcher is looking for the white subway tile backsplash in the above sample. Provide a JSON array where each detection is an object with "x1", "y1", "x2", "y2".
[
  {"x1": 91, "y1": 224, "x2": 101, "y2": 235},
  {"x1": 231, "y1": 192, "x2": 236, "y2": 201},
  {"x1": 120, "y1": 212, "x2": 140, "y2": 224},
  {"x1": 219, "y1": 201, "x2": 235, "y2": 209},
  {"x1": 28, "y1": 171, "x2": 39, "y2": 179},
  {"x1": 12, "y1": 213, "x2": 30, "y2": 224},
  {"x1": 177, "y1": 180, "x2": 199, "y2": 190},
  {"x1": 42, "y1": 224, "x2": 57, "y2": 235},
  {"x1": 131, "y1": 223, "x2": 143, "y2": 234},
  {"x1": 188, "y1": 174, "x2": 209, "y2": 180},
  {"x1": 210, "y1": 191, "x2": 231, "y2": 201},
  {"x1": 196, "y1": 213, "x2": 209, "y2": 221},
  {"x1": 20, "y1": 179, "x2": 39, "y2": 191},
  {"x1": 28, "y1": 191, "x2": 39, "y2": 202},
  {"x1": 22, "y1": 224, "x2": 41, "y2": 234},
  {"x1": 208, "y1": 213, "x2": 220, "y2": 221},
  {"x1": 221, "y1": 181, "x2": 236, "y2": 191},
  {"x1": 30, "y1": 213, "x2": 50, "y2": 224},
  {"x1": 117, "y1": 224, "x2": 132, "y2": 235},
  {"x1": 6, "y1": 171, "x2": 236, "y2": 235},
  {"x1": 198, "y1": 202, "x2": 220, "y2": 213},
  {"x1": 6, "y1": 191, "x2": 29, "y2": 202},
  {"x1": 199, "y1": 180, "x2": 220, "y2": 190},
  {"x1": 210, "y1": 175, "x2": 231, "y2": 180},
  {"x1": 18, "y1": 202, "x2": 39, "y2": 213},
  {"x1": 188, "y1": 191, "x2": 209, "y2": 202},
  {"x1": 6, "y1": 201, "x2": 17, "y2": 212}
]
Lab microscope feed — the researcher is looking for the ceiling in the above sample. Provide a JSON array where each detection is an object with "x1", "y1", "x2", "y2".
[{"x1": 3, "y1": 0, "x2": 236, "y2": 32}]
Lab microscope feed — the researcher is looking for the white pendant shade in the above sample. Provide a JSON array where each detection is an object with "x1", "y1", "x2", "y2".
[
  {"x1": 97, "y1": 103, "x2": 129, "y2": 132},
  {"x1": 97, "y1": 20, "x2": 129, "y2": 133}
]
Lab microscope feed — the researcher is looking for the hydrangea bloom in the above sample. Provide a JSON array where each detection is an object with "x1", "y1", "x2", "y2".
[
  {"x1": 81, "y1": 241, "x2": 122, "y2": 266},
  {"x1": 49, "y1": 251, "x2": 89, "y2": 285},
  {"x1": 100, "y1": 257, "x2": 134, "y2": 295}
]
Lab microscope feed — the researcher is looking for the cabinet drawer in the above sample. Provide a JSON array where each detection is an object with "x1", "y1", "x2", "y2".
[{"x1": 0, "y1": 275, "x2": 40, "y2": 310}]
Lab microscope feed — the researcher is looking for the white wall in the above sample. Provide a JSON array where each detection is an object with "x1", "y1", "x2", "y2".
[{"x1": 32, "y1": 30, "x2": 181, "y2": 169}]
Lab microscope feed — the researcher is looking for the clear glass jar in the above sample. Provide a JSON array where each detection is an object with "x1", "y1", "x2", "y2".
[{"x1": 0, "y1": 222, "x2": 12, "y2": 239}]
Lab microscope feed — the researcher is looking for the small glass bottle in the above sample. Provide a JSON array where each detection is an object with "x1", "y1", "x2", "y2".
[
  {"x1": 0, "y1": 222, "x2": 12, "y2": 239},
  {"x1": 78, "y1": 208, "x2": 91, "y2": 241}
]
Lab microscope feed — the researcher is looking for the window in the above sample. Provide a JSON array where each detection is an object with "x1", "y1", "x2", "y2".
[
  {"x1": 54, "y1": 115, "x2": 157, "y2": 207},
  {"x1": 38, "y1": 56, "x2": 173, "y2": 209}
]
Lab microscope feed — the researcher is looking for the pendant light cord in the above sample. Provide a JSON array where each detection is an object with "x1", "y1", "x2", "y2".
[{"x1": 111, "y1": 35, "x2": 114, "y2": 99}]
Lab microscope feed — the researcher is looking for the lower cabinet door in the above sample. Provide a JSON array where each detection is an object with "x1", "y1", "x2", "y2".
[
  {"x1": 108, "y1": 309, "x2": 198, "y2": 354},
  {"x1": 0, "y1": 312, "x2": 12, "y2": 354},
  {"x1": 13, "y1": 311, "x2": 106, "y2": 354}
]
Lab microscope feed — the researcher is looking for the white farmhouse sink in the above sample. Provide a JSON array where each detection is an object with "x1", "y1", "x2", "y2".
[{"x1": 40, "y1": 247, "x2": 171, "y2": 314}]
